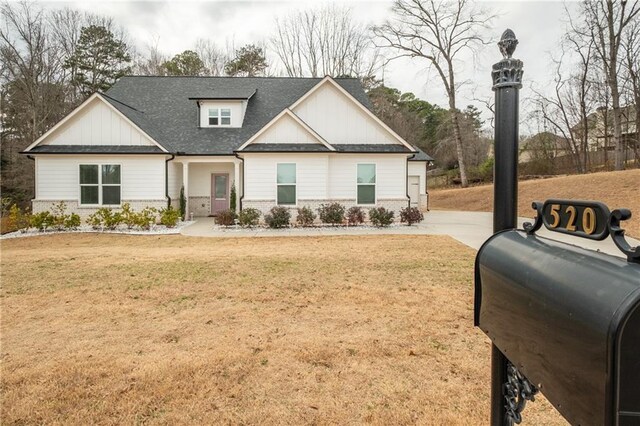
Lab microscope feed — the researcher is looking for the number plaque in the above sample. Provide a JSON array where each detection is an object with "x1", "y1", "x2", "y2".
[{"x1": 525, "y1": 199, "x2": 611, "y2": 241}]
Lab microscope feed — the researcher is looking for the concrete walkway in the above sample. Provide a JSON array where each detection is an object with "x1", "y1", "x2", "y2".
[{"x1": 180, "y1": 210, "x2": 638, "y2": 259}]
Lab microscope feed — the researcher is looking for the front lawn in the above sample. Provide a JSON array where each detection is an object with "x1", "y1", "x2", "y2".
[{"x1": 0, "y1": 234, "x2": 566, "y2": 425}]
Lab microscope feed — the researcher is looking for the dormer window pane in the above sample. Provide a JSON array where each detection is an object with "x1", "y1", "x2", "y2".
[
  {"x1": 221, "y1": 108, "x2": 231, "y2": 125},
  {"x1": 208, "y1": 108, "x2": 219, "y2": 126}
]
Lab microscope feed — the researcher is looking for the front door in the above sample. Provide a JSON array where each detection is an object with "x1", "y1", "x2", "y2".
[{"x1": 211, "y1": 173, "x2": 229, "y2": 215}]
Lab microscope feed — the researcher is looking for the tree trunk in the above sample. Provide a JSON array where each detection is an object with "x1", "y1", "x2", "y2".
[
  {"x1": 611, "y1": 91, "x2": 624, "y2": 170},
  {"x1": 450, "y1": 107, "x2": 468, "y2": 187}
]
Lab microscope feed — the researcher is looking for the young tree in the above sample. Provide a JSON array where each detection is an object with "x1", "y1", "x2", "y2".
[
  {"x1": 134, "y1": 39, "x2": 168, "y2": 76},
  {"x1": 195, "y1": 38, "x2": 228, "y2": 76},
  {"x1": 64, "y1": 24, "x2": 132, "y2": 95},
  {"x1": 162, "y1": 50, "x2": 204, "y2": 76},
  {"x1": 373, "y1": 0, "x2": 494, "y2": 187},
  {"x1": 224, "y1": 44, "x2": 268, "y2": 77},
  {"x1": 580, "y1": 0, "x2": 640, "y2": 170}
]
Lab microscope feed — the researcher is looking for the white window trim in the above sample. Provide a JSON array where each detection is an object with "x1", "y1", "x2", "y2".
[
  {"x1": 276, "y1": 163, "x2": 297, "y2": 206},
  {"x1": 78, "y1": 163, "x2": 122, "y2": 207},
  {"x1": 356, "y1": 163, "x2": 376, "y2": 206},
  {"x1": 207, "y1": 107, "x2": 232, "y2": 127}
]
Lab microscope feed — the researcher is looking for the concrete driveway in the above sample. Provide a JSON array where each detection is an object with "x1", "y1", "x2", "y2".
[{"x1": 181, "y1": 210, "x2": 638, "y2": 260}]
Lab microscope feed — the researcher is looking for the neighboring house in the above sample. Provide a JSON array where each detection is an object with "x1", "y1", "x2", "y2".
[
  {"x1": 22, "y1": 76, "x2": 433, "y2": 220},
  {"x1": 519, "y1": 131, "x2": 572, "y2": 163}
]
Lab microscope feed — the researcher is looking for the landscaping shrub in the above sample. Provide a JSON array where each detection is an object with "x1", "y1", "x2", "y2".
[
  {"x1": 87, "y1": 208, "x2": 122, "y2": 230},
  {"x1": 317, "y1": 202, "x2": 345, "y2": 225},
  {"x1": 238, "y1": 208, "x2": 261, "y2": 228},
  {"x1": 30, "y1": 211, "x2": 54, "y2": 231},
  {"x1": 369, "y1": 207, "x2": 395, "y2": 227},
  {"x1": 230, "y1": 184, "x2": 237, "y2": 212},
  {"x1": 135, "y1": 207, "x2": 157, "y2": 230},
  {"x1": 215, "y1": 209, "x2": 237, "y2": 226},
  {"x1": 400, "y1": 206, "x2": 424, "y2": 226},
  {"x1": 50, "y1": 201, "x2": 69, "y2": 231},
  {"x1": 264, "y1": 206, "x2": 290, "y2": 229},
  {"x1": 64, "y1": 213, "x2": 81, "y2": 230},
  {"x1": 120, "y1": 203, "x2": 137, "y2": 229},
  {"x1": 346, "y1": 206, "x2": 365, "y2": 226},
  {"x1": 8, "y1": 204, "x2": 30, "y2": 232},
  {"x1": 160, "y1": 206, "x2": 181, "y2": 228},
  {"x1": 179, "y1": 186, "x2": 187, "y2": 219},
  {"x1": 296, "y1": 206, "x2": 316, "y2": 227}
]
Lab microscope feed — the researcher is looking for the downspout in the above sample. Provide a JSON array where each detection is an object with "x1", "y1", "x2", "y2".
[
  {"x1": 234, "y1": 153, "x2": 245, "y2": 210},
  {"x1": 165, "y1": 154, "x2": 175, "y2": 207},
  {"x1": 425, "y1": 160, "x2": 430, "y2": 211},
  {"x1": 405, "y1": 156, "x2": 411, "y2": 209}
]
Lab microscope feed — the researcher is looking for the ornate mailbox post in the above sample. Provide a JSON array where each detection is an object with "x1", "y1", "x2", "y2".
[{"x1": 489, "y1": 29, "x2": 530, "y2": 426}]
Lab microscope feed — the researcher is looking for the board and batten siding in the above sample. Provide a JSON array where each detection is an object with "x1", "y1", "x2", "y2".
[
  {"x1": 292, "y1": 82, "x2": 397, "y2": 145},
  {"x1": 42, "y1": 98, "x2": 155, "y2": 146},
  {"x1": 167, "y1": 161, "x2": 183, "y2": 201},
  {"x1": 251, "y1": 113, "x2": 321, "y2": 145},
  {"x1": 242, "y1": 153, "x2": 408, "y2": 203},
  {"x1": 35, "y1": 155, "x2": 165, "y2": 201}
]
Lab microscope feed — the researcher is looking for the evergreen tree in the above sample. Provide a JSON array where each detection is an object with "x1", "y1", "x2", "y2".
[
  {"x1": 162, "y1": 50, "x2": 205, "y2": 76},
  {"x1": 64, "y1": 25, "x2": 131, "y2": 95},
  {"x1": 224, "y1": 45, "x2": 268, "y2": 77}
]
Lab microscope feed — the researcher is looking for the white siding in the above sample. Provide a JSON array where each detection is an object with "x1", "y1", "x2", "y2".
[
  {"x1": 243, "y1": 154, "x2": 329, "y2": 202},
  {"x1": 251, "y1": 113, "x2": 321, "y2": 145},
  {"x1": 43, "y1": 98, "x2": 155, "y2": 146},
  {"x1": 188, "y1": 162, "x2": 236, "y2": 197},
  {"x1": 35, "y1": 155, "x2": 165, "y2": 201},
  {"x1": 199, "y1": 100, "x2": 245, "y2": 128},
  {"x1": 243, "y1": 153, "x2": 407, "y2": 202},
  {"x1": 328, "y1": 154, "x2": 407, "y2": 200},
  {"x1": 408, "y1": 161, "x2": 427, "y2": 194},
  {"x1": 293, "y1": 82, "x2": 399, "y2": 145},
  {"x1": 167, "y1": 161, "x2": 183, "y2": 200}
]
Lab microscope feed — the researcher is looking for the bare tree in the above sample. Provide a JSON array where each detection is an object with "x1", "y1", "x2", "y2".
[
  {"x1": 195, "y1": 38, "x2": 228, "y2": 76},
  {"x1": 621, "y1": 16, "x2": 640, "y2": 165},
  {"x1": 271, "y1": 5, "x2": 380, "y2": 79},
  {"x1": 580, "y1": 0, "x2": 640, "y2": 170},
  {"x1": 373, "y1": 0, "x2": 494, "y2": 187},
  {"x1": 134, "y1": 38, "x2": 168, "y2": 75}
]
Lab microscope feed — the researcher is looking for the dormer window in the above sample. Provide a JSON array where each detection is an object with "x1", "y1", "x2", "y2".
[{"x1": 208, "y1": 108, "x2": 231, "y2": 126}]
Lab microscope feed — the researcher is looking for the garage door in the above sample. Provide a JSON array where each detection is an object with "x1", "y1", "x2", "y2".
[{"x1": 408, "y1": 176, "x2": 420, "y2": 206}]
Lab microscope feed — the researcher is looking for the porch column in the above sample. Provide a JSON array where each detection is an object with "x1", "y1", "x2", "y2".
[
  {"x1": 182, "y1": 161, "x2": 189, "y2": 218},
  {"x1": 234, "y1": 159, "x2": 241, "y2": 210}
]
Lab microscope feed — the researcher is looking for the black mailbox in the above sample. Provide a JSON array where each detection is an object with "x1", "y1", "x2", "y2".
[{"x1": 475, "y1": 229, "x2": 640, "y2": 426}]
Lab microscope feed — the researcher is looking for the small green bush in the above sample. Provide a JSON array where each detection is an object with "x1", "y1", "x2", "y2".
[
  {"x1": 346, "y1": 206, "x2": 365, "y2": 226},
  {"x1": 238, "y1": 208, "x2": 261, "y2": 228},
  {"x1": 87, "y1": 208, "x2": 122, "y2": 230},
  {"x1": 230, "y1": 184, "x2": 237, "y2": 212},
  {"x1": 400, "y1": 206, "x2": 424, "y2": 225},
  {"x1": 135, "y1": 207, "x2": 157, "y2": 230},
  {"x1": 120, "y1": 203, "x2": 137, "y2": 229},
  {"x1": 215, "y1": 209, "x2": 237, "y2": 226},
  {"x1": 160, "y1": 206, "x2": 181, "y2": 228},
  {"x1": 369, "y1": 207, "x2": 395, "y2": 227},
  {"x1": 64, "y1": 213, "x2": 81, "y2": 230},
  {"x1": 318, "y1": 202, "x2": 345, "y2": 225},
  {"x1": 264, "y1": 206, "x2": 291, "y2": 229},
  {"x1": 30, "y1": 211, "x2": 54, "y2": 231},
  {"x1": 296, "y1": 206, "x2": 316, "y2": 227},
  {"x1": 8, "y1": 204, "x2": 30, "y2": 232},
  {"x1": 50, "y1": 201, "x2": 69, "y2": 231},
  {"x1": 179, "y1": 186, "x2": 187, "y2": 219}
]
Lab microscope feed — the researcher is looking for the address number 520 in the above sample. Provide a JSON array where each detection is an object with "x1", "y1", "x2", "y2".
[{"x1": 549, "y1": 204, "x2": 597, "y2": 235}]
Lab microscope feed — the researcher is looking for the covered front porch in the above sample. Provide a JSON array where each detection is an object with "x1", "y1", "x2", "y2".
[{"x1": 171, "y1": 157, "x2": 243, "y2": 217}]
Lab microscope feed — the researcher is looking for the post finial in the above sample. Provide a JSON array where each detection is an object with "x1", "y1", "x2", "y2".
[
  {"x1": 498, "y1": 29, "x2": 518, "y2": 59},
  {"x1": 492, "y1": 29, "x2": 523, "y2": 90}
]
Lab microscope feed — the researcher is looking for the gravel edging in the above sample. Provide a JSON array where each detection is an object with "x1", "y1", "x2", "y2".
[{"x1": 0, "y1": 221, "x2": 195, "y2": 240}]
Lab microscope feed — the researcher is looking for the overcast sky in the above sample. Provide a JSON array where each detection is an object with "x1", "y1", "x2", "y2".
[{"x1": 44, "y1": 0, "x2": 581, "y2": 132}]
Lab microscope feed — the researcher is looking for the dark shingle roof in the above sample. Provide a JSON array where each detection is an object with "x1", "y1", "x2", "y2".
[
  {"x1": 188, "y1": 88, "x2": 257, "y2": 100},
  {"x1": 333, "y1": 144, "x2": 414, "y2": 153},
  {"x1": 409, "y1": 147, "x2": 435, "y2": 161},
  {"x1": 104, "y1": 76, "x2": 374, "y2": 155},
  {"x1": 26, "y1": 145, "x2": 165, "y2": 154}
]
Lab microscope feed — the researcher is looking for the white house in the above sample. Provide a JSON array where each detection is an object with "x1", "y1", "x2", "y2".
[{"x1": 22, "y1": 76, "x2": 433, "y2": 219}]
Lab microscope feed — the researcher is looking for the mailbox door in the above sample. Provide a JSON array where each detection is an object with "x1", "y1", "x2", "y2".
[{"x1": 616, "y1": 302, "x2": 640, "y2": 425}]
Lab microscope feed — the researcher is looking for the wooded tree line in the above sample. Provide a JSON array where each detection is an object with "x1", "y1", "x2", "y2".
[{"x1": 529, "y1": 0, "x2": 640, "y2": 174}]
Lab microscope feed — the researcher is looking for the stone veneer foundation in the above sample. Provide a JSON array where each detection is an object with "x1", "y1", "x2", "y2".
[
  {"x1": 32, "y1": 199, "x2": 168, "y2": 218},
  {"x1": 187, "y1": 196, "x2": 213, "y2": 217}
]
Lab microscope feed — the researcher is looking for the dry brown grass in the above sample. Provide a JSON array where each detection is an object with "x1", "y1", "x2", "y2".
[
  {"x1": 1, "y1": 234, "x2": 566, "y2": 425},
  {"x1": 430, "y1": 169, "x2": 640, "y2": 237}
]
